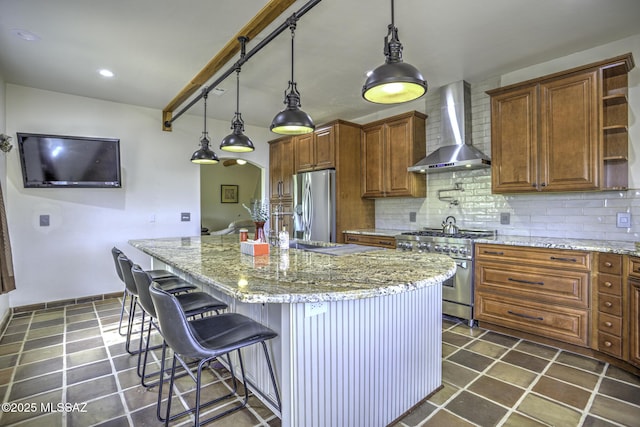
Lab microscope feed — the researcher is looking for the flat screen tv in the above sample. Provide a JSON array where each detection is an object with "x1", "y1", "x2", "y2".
[{"x1": 17, "y1": 132, "x2": 122, "y2": 188}]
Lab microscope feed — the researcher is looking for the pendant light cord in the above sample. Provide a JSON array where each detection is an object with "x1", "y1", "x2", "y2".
[
  {"x1": 290, "y1": 21, "x2": 296, "y2": 84},
  {"x1": 202, "y1": 89, "x2": 208, "y2": 135},
  {"x1": 391, "y1": 0, "x2": 395, "y2": 27}
]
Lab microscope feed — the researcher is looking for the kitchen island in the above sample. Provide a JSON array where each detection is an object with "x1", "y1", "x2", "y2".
[{"x1": 129, "y1": 235, "x2": 455, "y2": 426}]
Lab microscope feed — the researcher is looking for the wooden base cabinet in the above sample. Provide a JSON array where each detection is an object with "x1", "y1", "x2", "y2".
[
  {"x1": 629, "y1": 257, "x2": 640, "y2": 367},
  {"x1": 595, "y1": 253, "x2": 625, "y2": 358},
  {"x1": 475, "y1": 244, "x2": 591, "y2": 347},
  {"x1": 343, "y1": 233, "x2": 396, "y2": 249}
]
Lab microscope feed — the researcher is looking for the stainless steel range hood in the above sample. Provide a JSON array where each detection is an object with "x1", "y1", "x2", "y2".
[{"x1": 408, "y1": 81, "x2": 491, "y2": 173}]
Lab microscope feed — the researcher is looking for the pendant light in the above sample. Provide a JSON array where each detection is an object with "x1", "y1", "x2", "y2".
[
  {"x1": 191, "y1": 89, "x2": 219, "y2": 164},
  {"x1": 270, "y1": 20, "x2": 315, "y2": 135},
  {"x1": 362, "y1": 0, "x2": 427, "y2": 104},
  {"x1": 220, "y1": 37, "x2": 255, "y2": 153}
]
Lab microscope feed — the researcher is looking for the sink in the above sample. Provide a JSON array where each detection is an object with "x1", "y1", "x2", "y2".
[{"x1": 289, "y1": 241, "x2": 382, "y2": 256}]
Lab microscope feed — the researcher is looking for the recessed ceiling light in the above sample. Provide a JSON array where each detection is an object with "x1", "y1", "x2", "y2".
[
  {"x1": 98, "y1": 69, "x2": 114, "y2": 78},
  {"x1": 11, "y1": 29, "x2": 40, "y2": 41}
]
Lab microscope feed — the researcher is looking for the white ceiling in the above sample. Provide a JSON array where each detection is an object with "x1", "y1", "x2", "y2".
[{"x1": 1, "y1": 0, "x2": 640, "y2": 129}]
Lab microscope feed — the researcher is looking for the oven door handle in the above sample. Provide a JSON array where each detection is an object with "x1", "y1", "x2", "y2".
[{"x1": 455, "y1": 260, "x2": 468, "y2": 269}]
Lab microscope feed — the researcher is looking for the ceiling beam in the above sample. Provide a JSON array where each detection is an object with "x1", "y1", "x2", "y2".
[{"x1": 162, "y1": 0, "x2": 297, "y2": 131}]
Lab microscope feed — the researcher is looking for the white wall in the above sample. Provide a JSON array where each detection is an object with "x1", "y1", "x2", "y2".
[
  {"x1": 4, "y1": 85, "x2": 270, "y2": 307},
  {"x1": 375, "y1": 34, "x2": 640, "y2": 242},
  {"x1": 0, "y1": 74, "x2": 11, "y2": 321}
]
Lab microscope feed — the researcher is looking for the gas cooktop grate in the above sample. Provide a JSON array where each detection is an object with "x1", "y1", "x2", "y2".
[{"x1": 400, "y1": 229, "x2": 496, "y2": 239}]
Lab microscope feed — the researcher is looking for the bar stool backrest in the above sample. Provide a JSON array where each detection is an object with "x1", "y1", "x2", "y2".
[
  {"x1": 117, "y1": 254, "x2": 138, "y2": 296},
  {"x1": 149, "y1": 283, "x2": 209, "y2": 359},
  {"x1": 131, "y1": 264, "x2": 157, "y2": 318},
  {"x1": 111, "y1": 247, "x2": 125, "y2": 282}
]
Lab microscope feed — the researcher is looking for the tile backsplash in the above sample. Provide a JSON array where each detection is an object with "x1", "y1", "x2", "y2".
[{"x1": 374, "y1": 78, "x2": 639, "y2": 242}]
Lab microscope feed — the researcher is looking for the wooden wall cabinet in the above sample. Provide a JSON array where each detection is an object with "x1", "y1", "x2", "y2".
[
  {"x1": 361, "y1": 111, "x2": 427, "y2": 198},
  {"x1": 269, "y1": 136, "x2": 295, "y2": 201},
  {"x1": 295, "y1": 125, "x2": 335, "y2": 172},
  {"x1": 475, "y1": 244, "x2": 591, "y2": 347},
  {"x1": 487, "y1": 53, "x2": 634, "y2": 194}
]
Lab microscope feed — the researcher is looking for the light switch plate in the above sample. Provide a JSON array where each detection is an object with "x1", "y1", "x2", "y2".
[
  {"x1": 500, "y1": 212, "x2": 510, "y2": 225},
  {"x1": 616, "y1": 212, "x2": 631, "y2": 228},
  {"x1": 39, "y1": 214, "x2": 50, "y2": 227}
]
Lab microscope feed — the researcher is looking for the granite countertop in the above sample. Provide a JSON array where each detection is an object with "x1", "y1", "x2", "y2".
[
  {"x1": 129, "y1": 235, "x2": 456, "y2": 304},
  {"x1": 478, "y1": 235, "x2": 640, "y2": 256}
]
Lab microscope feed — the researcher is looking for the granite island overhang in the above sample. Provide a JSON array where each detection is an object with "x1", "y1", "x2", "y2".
[{"x1": 129, "y1": 235, "x2": 456, "y2": 426}]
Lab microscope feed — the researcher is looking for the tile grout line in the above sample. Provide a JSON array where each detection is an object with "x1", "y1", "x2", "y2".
[{"x1": 0, "y1": 311, "x2": 34, "y2": 426}]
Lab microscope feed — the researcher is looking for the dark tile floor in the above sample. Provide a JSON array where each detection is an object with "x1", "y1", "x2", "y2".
[{"x1": 1, "y1": 299, "x2": 639, "y2": 426}]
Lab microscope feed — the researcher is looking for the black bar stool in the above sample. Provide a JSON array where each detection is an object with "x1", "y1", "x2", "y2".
[
  {"x1": 131, "y1": 263, "x2": 228, "y2": 389},
  {"x1": 111, "y1": 247, "x2": 186, "y2": 336},
  {"x1": 117, "y1": 253, "x2": 197, "y2": 355},
  {"x1": 150, "y1": 283, "x2": 281, "y2": 426}
]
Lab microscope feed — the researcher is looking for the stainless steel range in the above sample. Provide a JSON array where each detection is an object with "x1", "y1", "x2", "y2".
[{"x1": 395, "y1": 227, "x2": 496, "y2": 326}]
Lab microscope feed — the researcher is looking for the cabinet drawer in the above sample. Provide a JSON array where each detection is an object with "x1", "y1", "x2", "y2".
[
  {"x1": 597, "y1": 332, "x2": 623, "y2": 358},
  {"x1": 597, "y1": 273, "x2": 622, "y2": 296},
  {"x1": 475, "y1": 293, "x2": 589, "y2": 347},
  {"x1": 475, "y1": 263, "x2": 589, "y2": 308},
  {"x1": 630, "y1": 257, "x2": 640, "y2": 279},
  {"x1": 475, "y1": 244, "x2": 590, "y2": 271},
  {"x1": 598, "y1": 253, "x2": 622, "y2": 275},
  {"x1": 597, "y1": 312, "x2": 622, "y2": 336},
  {"x1": 344, "y1": 233, "x2": 396, "y2": 249},
  {"x1": 598, "y1": 294, "x2": 622, "y2": 316}
]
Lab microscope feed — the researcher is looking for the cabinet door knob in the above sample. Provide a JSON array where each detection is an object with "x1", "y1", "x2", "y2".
[
  {"x1": 604, "y1": 281, "x2": 612, "y2": 288},
  {"x1": 604, "y1": 341, "x2": 612, "y2": 347},
  {"x1": 604, "y1": 301, "x2": 613, "y2": 308},
  {"x1": 604, "y1": 261, "x2": 613, "y2": 267},
  {"x1": 604, "y1": 321, "x2": 613, "y2": 327}
]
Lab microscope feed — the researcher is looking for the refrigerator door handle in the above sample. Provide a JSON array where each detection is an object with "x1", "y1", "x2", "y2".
[{"x1": 303, "y1": 175, "x2": 313, "y2": 240}]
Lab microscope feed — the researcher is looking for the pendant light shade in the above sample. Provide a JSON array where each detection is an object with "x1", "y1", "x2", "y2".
[
  {"x1": 221, "y1": 37, "x2": 255, "y2": 153},
  {"x1": 191, "y1": 90, "x2": 219, "y2": 164},
  {"x1": 270, "y1": 22, "x2": 315, "y2": 135},
  {"x1": 362, "y1": 0, "x2": 427, "y2": 104}
]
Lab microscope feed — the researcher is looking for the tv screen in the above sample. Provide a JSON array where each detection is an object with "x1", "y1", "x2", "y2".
[{"x1": 17, "y1": 132, "x2": 122, "y2": 188}]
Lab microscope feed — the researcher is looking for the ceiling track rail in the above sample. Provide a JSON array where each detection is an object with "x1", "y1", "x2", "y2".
[{"x1": 163, "y1": 0, "x2": 323, "y2": 131}]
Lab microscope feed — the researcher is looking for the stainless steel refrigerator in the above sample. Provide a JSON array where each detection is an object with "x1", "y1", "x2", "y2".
[{"x1": 292, "y1": 169, "x2": 336, "y2": 242}]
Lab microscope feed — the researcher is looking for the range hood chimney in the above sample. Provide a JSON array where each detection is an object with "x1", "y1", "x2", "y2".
[{"x1": 408, "y1": 80, "x2": 491, "y2": 173}]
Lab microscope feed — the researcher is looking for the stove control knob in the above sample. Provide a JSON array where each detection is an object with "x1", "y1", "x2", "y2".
[
  {"x1": 434, "y1": 245, "x2": 441, "y2": 252},
  {"x1": 417, "y1": 243, "x2": 428, "y2": 252},
  {"x1": 424, "y1": 243, "x2": 432, "y2": 252},
  {"x1": 442, "y1": 245, "x2": 450, "y2": 253},
  {"x1": 458, "y1": 247, "x2": 467, "y2": 256},
  {"x1": 450, "y1": 247, "x2": 459, "y2": 254}
]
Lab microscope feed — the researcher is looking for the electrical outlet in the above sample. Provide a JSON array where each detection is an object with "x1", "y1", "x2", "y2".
[
  {"x1": 409, "y1": 212, "x2": 417, "y2": 222},
  {"x1": 305, "y1": 301, "x2": 327, "y2": 317},
  {"x1": 181, "y1": 212, "x2": 191, "y2": 222},
  {"x1": 500, "y1": 212, "x2": 510, "y2": 225},
  {"x1": 39, "y1": 214, "x2": 50, "y2": 227},
  {"x1": 616, "y1": 212, "x2": 631, "y2": 228}
]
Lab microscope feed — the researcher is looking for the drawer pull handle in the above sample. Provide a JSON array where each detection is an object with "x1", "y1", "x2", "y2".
[
  {"x1": 604, "y1": 301, "x2": 613, "y2": 308},
  {"x1": 604, "y1": 321, "x2": 613, "y2": 327},
  {"x1": 379, "y1": 241, "x2": 393, "y2": 246},
  {"x1": 603, "y1": 341, "x2": 612, "y2": 347},
  {"x1": 604, "y1": 261, "x2": 613, "y2": 267},
  {"x1": 508, "y1": 277, "x2": 544, "y2": 286},
  {"x1": 550, "y1": 256, "x2": 577, "y2": 263},
  {"x1": 483, "y1": 251, "x2": 504, "y2": 255},
  {"x1": 604, "y1": 282, "x2": 612, "y2": 288},
  {"x1": 507, "y1": 310, "x2": 543, "y2": 321}
]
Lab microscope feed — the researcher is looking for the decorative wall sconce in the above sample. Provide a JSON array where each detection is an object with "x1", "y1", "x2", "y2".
[{"x1": 0, "y1": 134, "x2": 12, "y2": 153}]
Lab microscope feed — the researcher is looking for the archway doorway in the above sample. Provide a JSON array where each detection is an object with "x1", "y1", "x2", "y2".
[{"x1": 200, "y1": 158, "x2": 263, "y2": 234}]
